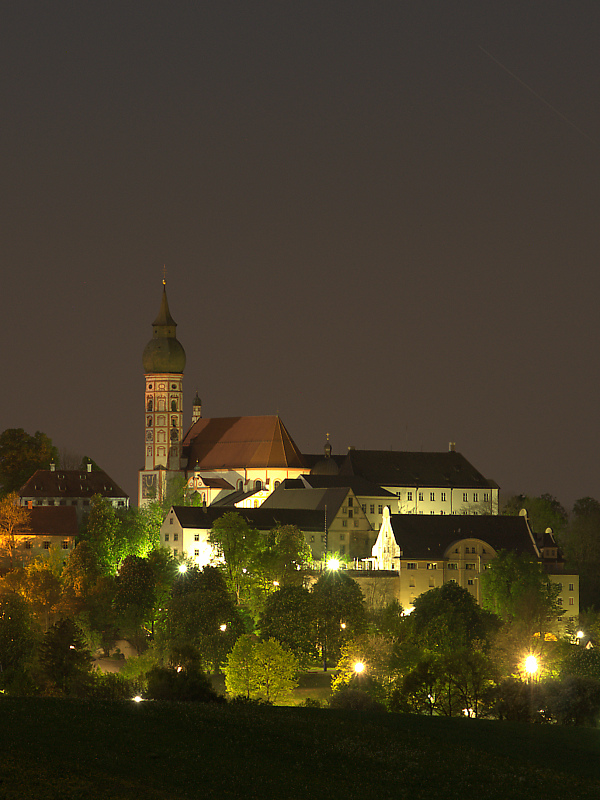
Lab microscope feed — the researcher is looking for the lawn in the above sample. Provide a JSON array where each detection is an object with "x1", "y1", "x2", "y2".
[{"x1": 1, "y1": 697, "x2": 600, "y2": 799}]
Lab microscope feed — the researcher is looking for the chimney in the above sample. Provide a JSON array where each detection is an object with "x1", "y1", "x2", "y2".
[
  {"x1": 448, "y1": 442, "x2": 455, "y2": 452},
  {"x1": 50, "y1": 462, "x2": 56, "y2": 472}
]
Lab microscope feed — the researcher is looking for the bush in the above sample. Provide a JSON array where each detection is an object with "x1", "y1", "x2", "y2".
[
  {"x1": 144, "y1": 666, "x2": 225, "y2": 703},
  {"x1": 329, "y1": 689, "x2": 386, "y2": 713}
]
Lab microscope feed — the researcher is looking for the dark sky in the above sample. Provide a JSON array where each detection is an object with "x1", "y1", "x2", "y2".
[{"x1": 3, "y1": 2, "x2": 600, "y2": 508}]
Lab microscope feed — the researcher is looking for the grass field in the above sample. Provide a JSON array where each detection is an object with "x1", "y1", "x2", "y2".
[{"x1": 2, "y1": 698, "x2": 600, "y2": 799}]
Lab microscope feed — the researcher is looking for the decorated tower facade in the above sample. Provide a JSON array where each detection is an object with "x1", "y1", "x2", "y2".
[{"x1": 138, "y1": 281, "x2": 186, "y2": 505}]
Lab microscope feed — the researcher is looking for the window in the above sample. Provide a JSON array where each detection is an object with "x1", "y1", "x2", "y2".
[
  {"x1": 340, "y1": 545, "x2": 345, "y2": 554},
  {"x1": 409, "y1": 578, "x2": 415, "y2": 587},
  {"x1": 48, "y1": 500, "x2": 55, "y2": 506},
  {"x1": 430, "y1": 511, "x2": 435, "y2": 515},
  {"x1": 467, "y1": 579, "x2": 474, "y2": 586},
  {"x1": 441, "y1": 492, "x2": 446, "y2": 502},
  {"x1": 342, "y1": 506, "x2": 347, "y2": 514},
  {"x1": 407, "y1": 491, "x2": 413, "y2": 501},
  {"x1": 274, "y1": 481, "x2": 280, "y2": 489},
  {"x1": 378, "y1": 505, "x2": 383, "y2": 514},
  {"x1": 430, "y1": 492, "x2": 435, "y2": 501},
  {"x1": 406, "y1": 563, "x2": 417, "y2": 570},
  {"x1": 310, "y1": 536, "x2": 315, "y2": 543},
  {"x1": 362, "y1": 504, "x2": 366, "y2": 512},
  {"x1": 466, "y1": 563, "x2": 476, "y2": 570},
  {"x1": 173, "y1": 533, "x2": 179, "y2": 541},
  {"x1": 194, "y1": 549, "x2": 200, "y2": 557},
  {"x1": 194, "y1": 534, "x2": 200, "y2": 542},
  {"x1": 556, "y1": 583, "x2": 563, "y2": 592},
  {"x1": 24, "y1": 541, "x2": 32, "y2": 550},
  {"x1": 447, "y1": 563, "x2": 457, "y2": 570},
  {"x1": 348, "y1": 497, "x2": 353, "y2": 507},
  {"x1": 321, "y1": 535, "x2": 326, "y2": 543},
  {"x1": 173, "y1": 549, "x2": 178, "y2": 555},
  {"x1": 342, "y1": 520, "x2": 347, "y2": 528},
  {"x1": 569, "y1": 583, "x2": 574, "y2": 591},
  {"x1": 237, "y1": 479, "x2": 244, "y2": 491},
  {"x1": 427, "y1": 563, "x2": 437, "y2": 570},
  {"x1": 569, "y1": 598, "x2": 574, "y2": 606},
  {"x1": 169, "y1": 518, "x2": 174, "y2": 525},
  {"x1": 370, "y1": 504, "x2": 375, "y2": 514},
  {"x1": 43, "y1": 541, "x2": 50, "y2": 550},
  {"x1": 340, "y1": 534, "x2": 346, "y2": 541},
  {"x1": 473, "y1": 493, "x2": 478, "y2": 502},
  {"x1": 463, "y1": 493, "x2": 468, "y2": 502},
  {"x1": 348, "y1": 510, "x2": 353, "y2": 519},
  {"x1": 62, "y1": 541, "x2": 69, "y2": 550},
  {"x1": 171, "y1": 400, "x2": 177, "y2": 411},
  {"x1": 254, "y1": 480, "x2": 262, "y2": 490},
  {"x1": 429, "y1": 578, "x2": 435, "y2": 587},
  {"x1": 483, "y1": 493, "x2": 489, "y2": 502},
  {"x1": 418, "y1": 492, "x2": 424, "y2": 502},
  {"x1": 164, "y1": 534, "x2": 169, "y2": 542}
]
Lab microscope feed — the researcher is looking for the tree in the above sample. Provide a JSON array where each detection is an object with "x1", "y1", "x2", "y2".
[
  {"x1": 19, "y1": 561, "x2": 62, "y2": 631},
  {"x1": 0, "y1": 492, "x2": 31, "y2": 569},
  {"x1": 208, "y1": 513, "x2": 261, "y2": 603},
  {"x1": 163, "y1": 566, "x2": 244, "y2": 672},
  {"x1": 311, "y1": 571, "x2": 366, "y2": 667},
  {"x1": 223, "y1": 636, "x2": 299, "y2": 703},
  {"x1": 0, "y1": 428, "x2": 58, "y2": 495},
  {"x1": 114, "y1": 555, "x2": 157, "y2": 652},
  {"x1": 561, "y1": 498, "x2": 600, "y2": 609},
  {"x1": 259, "y1": 585, "x2": 318, "y2": 667},
  {"x1": 0, "y1": 590, "x2": 36, "y2": 684},
  {"x1": 79, "y1": 495, "x2": 122, "y2": 574},
  {"x1": 38, "y1": 618, "x2": 93, "y2": 695},
  {"x1": 502, "y1": 493, "x2": 568, "y2": 539},
  {"x1": 480, "y1": 550, "x2": 563, "y2": 639},
  {"x1": 332, "y1": 634, "x2": 395, "y2": 705}
]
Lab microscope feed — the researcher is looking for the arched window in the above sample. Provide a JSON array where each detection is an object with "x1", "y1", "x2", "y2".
[
  {"x1": 237, "y1": 479, "x2": 244, "y2": 491},
  {"x1": 274, "y1": 480, "x2": 280, "y2": 489},
  {"x1": 147, "y1": 398, "x2": 153, "y2": 411},
  {"x1": 171, "y1": 400, "x2": 177, "y2": 411},
  {"x1": 147, "y1": 417, "x2": 152, "y2": 427},
  {"x1": 254, "y1": 479, "x2": 262, "y2": 490},
  {"x1": 170, "y1": 428, "x2": 178, "y2": 442}
]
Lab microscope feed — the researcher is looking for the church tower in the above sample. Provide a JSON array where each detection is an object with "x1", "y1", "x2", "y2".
[{"x1": 139, "y1": 280, "x2": 186, "y2": 505}]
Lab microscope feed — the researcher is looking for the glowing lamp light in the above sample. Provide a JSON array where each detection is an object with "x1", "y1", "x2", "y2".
[
  {"x1": 327, "y1": 559, "x2": 340, "y2": 571},
  {"x1": 178, "y1": 564, "x2": 187, "y2": 574},
  {"x1": 340, "y1": 622, "x2": 347, "y2": 630},
  {"x1": 273, "y1": 581, "x2": 280, "y2": 587},
  {"x1": 524, "y1": 655, "x2": 538, "y2": 675},
  {"x1": 132, "y1": 696, "x2": 143, "y2": 703},
  {"x1": 353, "y1": 661, "x2": 365, "y2": 674},
  {"x1": 577, "y1": 630, "x2": 585, "y2": 640},
  {"x1": 219, "y1": 624, "x2": 227, "y2": 632}
]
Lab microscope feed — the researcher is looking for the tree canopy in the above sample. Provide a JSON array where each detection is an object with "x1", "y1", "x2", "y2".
[{"x1": 0, "y1": 428, "x2": 59, "y2": 495}]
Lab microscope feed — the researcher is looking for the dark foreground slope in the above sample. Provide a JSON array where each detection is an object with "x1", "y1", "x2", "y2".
[{"x1": 1, "y1": 698, "x2": 600, "y2": 800}]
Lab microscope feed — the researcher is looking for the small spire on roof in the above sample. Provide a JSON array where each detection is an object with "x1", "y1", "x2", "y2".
[{"x1": 163, "y1": 264, "x2": 167, "y2": 285}]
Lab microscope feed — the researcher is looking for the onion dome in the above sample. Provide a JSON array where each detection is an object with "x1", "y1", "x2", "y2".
[{"x1": 142, "y1": 282, "x2": 186, "y2": 374}]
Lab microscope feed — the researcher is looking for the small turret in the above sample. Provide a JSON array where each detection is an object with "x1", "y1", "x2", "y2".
[{"x1": 192, "y1": 392, "x2": 202, "y2": 424}]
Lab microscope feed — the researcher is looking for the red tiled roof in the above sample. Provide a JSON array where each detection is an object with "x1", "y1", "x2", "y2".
[
  {"x1": 183, "y1": 416, "x2": 306, "y2": 471},
  {"x1": 19, "y1": 506, "x2": 78, "y2": 537}
]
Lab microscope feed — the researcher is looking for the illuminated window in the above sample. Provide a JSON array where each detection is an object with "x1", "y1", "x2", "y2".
[
  {"x1": 418, "y1": 492, "x2": 424, "y2": 502},
  {"x1": 441, "y1": 492, "x2": 446, "y2": 502},
  {"x1": 194, "y1": 534, "x2": 200, "y2": 541},
  {"x1": 463, "y1": 493, "x2": 468, "y2": 502},
  {"x1": 43, "y1": 541, "x2": 50, "y2": 550},
  {"x1": 473, "y1": 493, "x2": 478, "y2": 502},
  {"x1": 430, "y1": 492, "x2": 435, "y2": 501},
  {"x1": 427, "y1": 563, "x2": 437, "y2": 570},
  {"x1": 407, "y1": 492, "x2": 413, "y2": 501}
]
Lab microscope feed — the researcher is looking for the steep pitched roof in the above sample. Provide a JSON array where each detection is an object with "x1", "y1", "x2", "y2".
[
  {"x1": 182, "y1": 416, "x2": 306, "y2": 471},
  {"x1": 388, "y1": 514, "x2": 537, "y2": 560},
  {"x1": 300, "y1": 474, "x2": 396, "y2": 498},
  {"x1": 20, "y1": 469, "x2": 128, "y2": 500},
  {"x1": 170, "y1": 505, "x2": 325, "y2": 533},
  {"x1": 339, "y1": 450, "x2": 497, "y2": 489},
  {"x1": 19, "y1": 506, "x2": 78, "y2": 537},
  {"x1": 261, "y1": 485, "x2": 349, "y2": 518}
]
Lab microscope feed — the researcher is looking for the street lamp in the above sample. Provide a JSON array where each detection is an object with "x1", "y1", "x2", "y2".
[
  {"x1": 327, "y1": 558, "x2": 340, "y2": 571},
  {"x1": 353, "y1": 661, "x2": 365, "y2": 675},
  {"x1": 524, "y1": 654, "x2": 539, "y2": 723},
  {"x1": 178, "y1": 563, "x2": 187, "y2": 574}
]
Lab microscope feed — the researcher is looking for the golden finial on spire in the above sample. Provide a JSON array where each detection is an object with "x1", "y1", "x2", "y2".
[{"x1": 163, "y1": 264, "x2": 167, "y2": 285}]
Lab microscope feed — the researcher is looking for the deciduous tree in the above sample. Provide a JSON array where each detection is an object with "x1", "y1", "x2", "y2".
[
  {"x1": 0, "y1": 428, "x2": 58, "y2": 495},
  {"x1": 0, "y1": 492, "x2": 31, "y2": 569},
  {"x1": 208, "y1": 513, "x2": 261, "y2": 603},
  {"x1": 223, "y1": 636, "x2": 298, "y2": 703},
  {"x1": 259, "y1": 585, "x2": 317, "y2": 667}
]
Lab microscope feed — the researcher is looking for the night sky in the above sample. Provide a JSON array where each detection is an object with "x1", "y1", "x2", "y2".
[{"x1": 3, "y1": 2, "x2": 600, "y2": 508}]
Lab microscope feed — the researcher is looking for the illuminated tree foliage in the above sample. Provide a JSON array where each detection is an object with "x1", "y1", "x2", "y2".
[
  {"x1": 311, "y1": 571, "x2": 366, "y2": 666},
  {"x1": 0, "y1": 591, "x2": 35, "y2": 684},
  {"x1": 208, "y1": 513, "x2": 261, "y2": 603},
  {"x1": 223, "y1": 636, "x2": 298, "y2": 703},
  {"x1": 0, "y1": 492, "x2": 31, "y2": 569}
]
